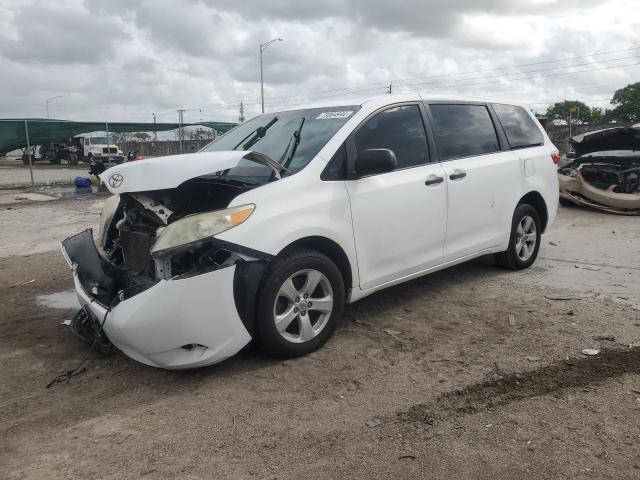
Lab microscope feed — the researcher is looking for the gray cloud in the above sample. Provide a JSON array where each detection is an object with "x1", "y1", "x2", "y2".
[
  {"x1": 0, "y1": 2, "x2": 128, "y2": 64},
  {"x1": 0, "y1": 0, "x2": 637, "y2": 124}
]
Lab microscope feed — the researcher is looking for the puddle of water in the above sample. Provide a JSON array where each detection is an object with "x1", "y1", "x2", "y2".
[{"x1": 36, "y1": 289, "x2": 80, "y2": 310}]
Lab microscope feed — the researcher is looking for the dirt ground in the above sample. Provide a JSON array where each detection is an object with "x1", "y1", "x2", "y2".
[{"x1": 1, "y1": 196, "x2": 639, "y2": 479}]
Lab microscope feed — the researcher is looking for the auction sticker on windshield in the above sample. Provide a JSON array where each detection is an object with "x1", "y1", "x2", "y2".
[{"x1": 315, "y1": 111, "x2": 354, "y2": 119}]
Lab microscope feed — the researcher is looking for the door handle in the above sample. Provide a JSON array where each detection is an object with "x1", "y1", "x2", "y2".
[
  {"x1": 424, "y1": 175, "x2": 444, "y2": 186},
  {"x1": 449, "y1": 169, "x2": 467, "y2": 180}
]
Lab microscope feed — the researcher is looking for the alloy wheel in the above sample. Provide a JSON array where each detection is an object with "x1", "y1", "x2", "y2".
[
  {"x1": 515, "y1": 215, "x2": 537, "y2": 262},
  {"x1": 272, "y1": 269, "x2": 334, "y2": 343}
]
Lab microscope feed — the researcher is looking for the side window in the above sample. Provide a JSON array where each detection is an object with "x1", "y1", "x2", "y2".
[
  {"x1": 84, "y1": 138, "x2": 89, "y2": 145},
  {"x1": 429, "y1": 104, "x2": 500, "y2": 161},
  {"x1": 492, "y1": 103, "x2": 544, "y2": 149},
  {"x1": 321, "y1": 143, "x2": 347, "y2": 180},
  {"x1": 354, "y1": 105, "x2": 429, "y2": 169}
]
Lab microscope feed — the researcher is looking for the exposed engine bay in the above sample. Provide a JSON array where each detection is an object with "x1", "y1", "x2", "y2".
[
  {"x1": 558, "y1": 125, "x2": 640, "y2": 215},
  {"x1": 99, "y1": 176, "x2": 269, "y2": 303}
]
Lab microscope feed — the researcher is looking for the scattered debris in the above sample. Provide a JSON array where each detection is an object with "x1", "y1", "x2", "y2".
[
  {"x1": 508, "y1": 314, "x2": 516, "y2": 326},
  {"x1": 9, "y1": 278, "x2": 35, "y2": 288},
  {"x1": 545, "y1": 294, "x2": 583, "y2": 301},
  {"x1": 592, "y1": 335, "x2": 615, "y2": 342},
  {"x1": 549, "y1": 241, "x2": 559, "y2": 246},
  {"x1": 581, "y1": 348, "x2": 600, "y2": 356},
  {"x1": 581, "y1": 266, "x2": 601, "y2": 272},
  {"x1": 115, "y1": 433, "x2": 133, "y2": 445},
  {"x1": 398, "y1": 454, "x2": 416, "y2": 460},
  {"x1": 566, "y1": 310, "x2": 575, "y2": 316},
  {"x1": 61, "y1": 319, "x2": 72, "y2": 326},
  {"x1": 384, "y1": 328, "x2": 403, "y2": 338},
  {"x1": 366, "y1": 418, "x2": 381, "y2": 429},
  {"x1": 526, "y1": 356, "x2": 541, "y2": 362},
  {"x1": 494, "y1": 360, "x2": 505, "y2": 376}
]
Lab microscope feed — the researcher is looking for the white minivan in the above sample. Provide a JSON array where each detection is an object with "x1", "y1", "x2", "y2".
[{"x1": 62, "y1": 94, "x2": 559, "y2": 369}]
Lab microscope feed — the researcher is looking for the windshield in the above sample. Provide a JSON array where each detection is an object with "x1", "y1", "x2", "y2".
[
  {"x1": 89, "y1": 137, "x2": 113, "y2": 145},
  {"x1": 201, "y1": 106, "x2": 359, "y2": 172}
]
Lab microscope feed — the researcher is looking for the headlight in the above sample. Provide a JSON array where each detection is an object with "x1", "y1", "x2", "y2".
[
  {"x1": 98, "y1": 194, "x2": 120, "y2": 248},
  {"x1": 151, "y1": 204, "x2": 255, "y2": 256}
]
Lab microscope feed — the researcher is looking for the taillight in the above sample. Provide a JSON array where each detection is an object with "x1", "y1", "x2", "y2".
[{"x1": 551, "y1": 151, "x2": 561, "y2": 165}]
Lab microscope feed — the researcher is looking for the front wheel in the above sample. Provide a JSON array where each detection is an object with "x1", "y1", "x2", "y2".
[
  {"x1": 495, "y1": 204, "x2": 541, "y2": 270},
  {"x1": 255, "y1": 249, "x2": 345, "y2": 358}
]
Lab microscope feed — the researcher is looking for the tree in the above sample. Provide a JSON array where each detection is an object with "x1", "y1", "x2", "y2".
[
  {"x1": 133, "y1": 132, "x2": 151, "y2": 142},
  {"x1": 545, "y1": 100, "x2": 593, "y2": 124},
  {"x1": 609, "y1": 82, "x2": 640, "y2": 122},
  {"x1": 590, "y1": 107, "x2": 604, "y2": 123},
  {"x1": 112, "y1": 132, "x2": 136, "y2": 144},
  {"x1": 187, "y1": 127, "x2": 214, "y2": 140}
]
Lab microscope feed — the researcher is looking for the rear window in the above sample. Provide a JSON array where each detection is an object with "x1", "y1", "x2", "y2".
[
  {"x1": 492, "y1": 104, "x2": 544, "y2": 149},
  {"x1": 428, "y1": 104, "x2": 500, "y2": 161}
]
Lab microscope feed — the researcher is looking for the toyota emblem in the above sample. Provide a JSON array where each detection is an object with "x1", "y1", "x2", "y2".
[{"x1": 108, "y1": 173, "x2": 124, "y2": 188}]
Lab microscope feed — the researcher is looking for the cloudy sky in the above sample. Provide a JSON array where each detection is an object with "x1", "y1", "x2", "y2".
[{"x1": 1, "y1": 0, "x2": 639, "y2": 124}]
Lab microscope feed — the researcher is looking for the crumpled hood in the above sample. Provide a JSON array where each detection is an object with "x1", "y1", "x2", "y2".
[
  {"x1": 100, "y1": 151, "x2": 281, "y2": 194},
  {"x1": 571, "y1": 123, "x2": 640, "y2": 157}
]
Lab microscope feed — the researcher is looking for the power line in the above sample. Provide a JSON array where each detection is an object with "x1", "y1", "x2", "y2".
[
  {"x1": 247, "y1": 46, "x2": 640, "y2": 107},
  {"x1": 253, "y1": 61, "x2": 640, "y2": 110},
  {"x1": 195, "y1": 46, "x2": 640, "y2": 112}
]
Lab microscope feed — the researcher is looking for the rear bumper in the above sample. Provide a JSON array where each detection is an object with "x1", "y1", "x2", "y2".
[{"x1": 62, "y1": 232, "x2": 251, "y2": 369}]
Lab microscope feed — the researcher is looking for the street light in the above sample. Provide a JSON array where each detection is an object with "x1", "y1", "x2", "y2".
[
  {"x1": 260, "y1": 37, "x2": 283, "y2": 114},
  {"x1": 45, "y1": 95, "x2": 63, "y2": 119}
]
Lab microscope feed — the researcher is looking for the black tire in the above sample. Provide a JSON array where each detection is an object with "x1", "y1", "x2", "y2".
[
  {"x1": 495, "y1": 203, "x2": 542, "y2": 270},
  {"x1": 255, "y1": 249, "x2": 345, "y2": 358},
  {"x1": 69, "y1": 153, "x2": 79, "y2": 165}
]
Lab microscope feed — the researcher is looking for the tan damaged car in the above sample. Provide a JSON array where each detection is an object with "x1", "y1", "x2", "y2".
[{"x1": 558, "y1": 124, "x2": 640, "y2": 215}]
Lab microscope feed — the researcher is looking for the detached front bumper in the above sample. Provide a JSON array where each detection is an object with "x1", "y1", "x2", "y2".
[{"x1": 61, "y1": 230, "x2": 252, "y2": 369}]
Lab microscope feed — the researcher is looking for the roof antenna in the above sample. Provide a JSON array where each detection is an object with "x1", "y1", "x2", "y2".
[{"x1": 388, "y1": 81, "x2": 392, "y2": 94}]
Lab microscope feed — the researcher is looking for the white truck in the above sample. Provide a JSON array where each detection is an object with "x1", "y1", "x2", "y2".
[
  {"x1": 37, "y1": 135, "x2": 124, "y2": 165},
  {"x1": 77, "y1": 135, "x2": 124, "y2": 163}
]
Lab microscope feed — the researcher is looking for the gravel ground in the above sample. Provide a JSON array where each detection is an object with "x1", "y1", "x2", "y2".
[{"x1": 1, "y1": 199, "x2": 639, "y2": 479}]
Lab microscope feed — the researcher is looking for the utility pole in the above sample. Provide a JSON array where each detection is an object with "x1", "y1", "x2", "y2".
[
  {"x1": 24, "y1": 120, "x2": 34, "y2": 188},
  {"x1": 177, "y1": 109, "x2": 185, "y2": 154},
  {"x1": 239, "y1": 102, "x2": 245, "y2": 123},
  {"x1": 45, "y1": 95, "x2": 62, "y2": 119},
  {"x1": 569, "y1": 106, "x2": 577, "y2": 140},
  {"x1": 388, "y1": 82, "x2": 392, "y2": 94},
  {"x1": 260, "y1": 37, "x2": 283, "y2": 114},
  {"x1": 153, "y1": 112, "x2": 157, "y2": 141}
]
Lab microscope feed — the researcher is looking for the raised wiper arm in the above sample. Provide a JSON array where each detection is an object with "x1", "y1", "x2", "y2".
[
  {"x1": 280, "y1": 117, "x2": 305, "y2": 169},
  {"x1": 232, "y1": 117, "x2": 279, "y2": 151}
]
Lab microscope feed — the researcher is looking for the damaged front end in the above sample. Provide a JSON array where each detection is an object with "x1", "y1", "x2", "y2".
[
  {"x1": 62, "y1": 153, "x2": 275, "y2": 369},
  {"x1": 558, "y1": 124, "x2": 640, "y2": 215}
]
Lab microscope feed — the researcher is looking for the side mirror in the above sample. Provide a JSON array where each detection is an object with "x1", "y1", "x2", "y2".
[{"x1": 354, "y1": 149, "x2": 397, "y2": 178}]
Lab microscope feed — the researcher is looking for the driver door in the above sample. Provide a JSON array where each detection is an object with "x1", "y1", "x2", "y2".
[{"x1": 345, "y1": 104, "x2": 447, "y2": 290}]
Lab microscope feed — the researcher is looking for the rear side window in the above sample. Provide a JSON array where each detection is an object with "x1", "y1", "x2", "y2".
[
  {"x1": 428, "y1": 104, "x2": 499, "y2": 161},
  {"x1": 492, "y1": 104, "x2": 544, "y2": 149},
  {"x1": 354, "y1": 105, "x2": 429, "y2": 169}
]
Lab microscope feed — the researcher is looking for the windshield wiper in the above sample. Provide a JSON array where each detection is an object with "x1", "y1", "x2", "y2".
[
  {"x1": 279, "y1": 117, "x2": 305, "y2": 169},
  {"x1": 232, "y1": 117, "x2": 279, "y2": 151}
]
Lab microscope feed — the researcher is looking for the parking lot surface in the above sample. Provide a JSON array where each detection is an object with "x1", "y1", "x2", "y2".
[{"x1": 1, "y1": 198, "x2": 639, "y2": 479}]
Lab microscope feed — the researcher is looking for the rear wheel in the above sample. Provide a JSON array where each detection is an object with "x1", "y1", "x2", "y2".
[
  {"x1": 495, "y1": 204, "x2": 541, "y2": 270},
  {"x1": 255, "y1": 249, "x2": 345, "y2": 358}
]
